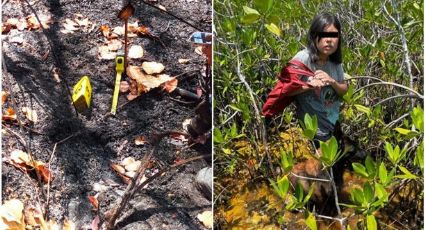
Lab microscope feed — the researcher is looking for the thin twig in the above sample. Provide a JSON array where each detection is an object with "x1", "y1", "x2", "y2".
[
  {"x1": 289, "y1": 172, "x2": 331, "y2": 182},
  {"x1": 354, "y1": 82, "x2": 423, "y2": 99},
  {"x1": 373, "y1": 94, "x2": 420, "y2": 107}
]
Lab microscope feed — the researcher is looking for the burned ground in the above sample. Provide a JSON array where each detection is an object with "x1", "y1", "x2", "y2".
[{"x1": 2, "y1": 0, "x2": 212, "y2": 229}]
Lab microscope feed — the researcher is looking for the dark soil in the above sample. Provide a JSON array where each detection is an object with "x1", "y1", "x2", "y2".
[{"x1": 2, "y1": 0, "x2": 212, "y2": 229}]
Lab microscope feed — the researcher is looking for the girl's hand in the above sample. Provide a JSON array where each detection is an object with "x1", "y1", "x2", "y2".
[
  {"x1": 314, "y1": 70, "x2": 336, "y2": 86},
  {"x1": 307, "y1": 77, "x2": 326, "y2": 89}
]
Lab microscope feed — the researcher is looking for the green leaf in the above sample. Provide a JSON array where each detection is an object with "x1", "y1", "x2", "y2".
[
  {"x1": 222, "y1": 148, "x2": 232, "y2": 155},
  {"x1": 378, "y1": 162, "x2": 388, "y2": 185},
  {"x1": 241, "y1": 14, "x2": 260, "y2": 24},
  {"x1": 366, "y1": 215, "x2": 378, "y2": 230},
  {"x1": 214, "y1": 128, "x2": 224, "y2": 143},
  {"x1": 305, "y1": 211, "x2": 317, "y2": 230},
  {"x1": 243, "y1": 6, "x2": 260, "y2": 15},
  {"x1": 352, "y1": 163, "x2": 369, "y2": 178},
  {"x1": 414, "y1": 141, "x2": 424, "y2": 172},
  {"x1": 253, "y1": 0, "x2": 273, "y2": 13},
  {"x1": 277, "y1": 176, "x2": 290, "y2": 198},
  {"x1": 320, "y1": 137, "x2": 339, "y2": 167},
  {"x1": 354, "y1": 104, "x2": 371, "y2": 116},
  {"x1": 412, "y1": 106, "x2": 424, "y2": 132},
  {"x1": 363, "y1": 182, "x2": 374, "y2": 203},
  {"x1": 351, "y1": 188, "x2": 364, "y2": 205},
  {"x1": 229, "y1": 104, "x2": 242, "y2": 112},
  {"x1": 265, "y1": 23, "x2": 281, "y2": 36},
  {"x1": 280, "y1": 149, "x2": 293, "y2": 172},
  {"x1": 303, "y1": 182, "x2": 315, "y2": 203},
  {"x1": 230, "y1": 123, "x2": 238, "y2": 138},
  {"x1": 394, "y1": 127, "x2": 419, "y2": 138},
  {"x1": 396, "y1": 166, "x2": 418, "y2": 179},
  {"x1": 365, "y1": 156, "x2": 376, "y2": 178},
  {"x1": 295, "y1": 182, "x2": 304, "y2": 202}
]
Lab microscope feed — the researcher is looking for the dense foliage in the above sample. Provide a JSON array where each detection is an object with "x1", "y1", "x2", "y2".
[{"x1": 214, "y1": 0, "x2": 423, "y2": 228}]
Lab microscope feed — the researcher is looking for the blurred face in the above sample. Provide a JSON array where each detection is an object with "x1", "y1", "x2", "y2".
[{"x1": 315, "y1": 24, "x2": 339, "y2": 59}]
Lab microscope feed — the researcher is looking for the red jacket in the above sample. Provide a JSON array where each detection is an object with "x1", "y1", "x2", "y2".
[{"x1": 262, "y1": 60, "x2": 316, "y2": 117}]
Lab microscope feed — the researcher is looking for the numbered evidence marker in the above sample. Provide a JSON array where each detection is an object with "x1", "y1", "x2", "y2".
[
  {"x1": 72, "y1": 76, "x2": 92, "y2": 113},
  {"x1": 111, "y1": 55, "x2": 125, "y2": 115}
]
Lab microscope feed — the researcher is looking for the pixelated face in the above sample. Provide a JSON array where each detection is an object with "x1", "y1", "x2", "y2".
[{"x1": 315, "y1": 24, "x2": 339, "y2": 58}]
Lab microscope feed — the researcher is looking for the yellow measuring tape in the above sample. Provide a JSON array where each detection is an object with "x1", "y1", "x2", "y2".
[
  {"x1": 72, "y1": 75, "x2": 92, "y2": 113},
  {"x1": 111, "y1": 55, "x2": 125, "y2": 115}
]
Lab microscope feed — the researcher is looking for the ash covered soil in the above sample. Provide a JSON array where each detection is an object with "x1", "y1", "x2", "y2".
[{"x1": 2, "y1": 0, "x2": 212, "y2": 229}]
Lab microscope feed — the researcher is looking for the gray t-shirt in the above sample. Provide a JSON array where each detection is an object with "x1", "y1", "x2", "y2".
[{"x1": 291, "y1": 49, "x2": 344, "y2": 140}]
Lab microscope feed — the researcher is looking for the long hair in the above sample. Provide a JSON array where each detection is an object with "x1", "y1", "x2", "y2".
[{"x1": 307, "y1": 13, "x2": 342, "y2": 64}]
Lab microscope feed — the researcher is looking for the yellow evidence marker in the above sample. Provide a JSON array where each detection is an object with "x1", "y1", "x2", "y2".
[
  {"x1": 72, "y1": 76, "x2": 92, "y2": 113},
  {"x1": 111, "y1": 55, "x2": 125, "y2": 115}
]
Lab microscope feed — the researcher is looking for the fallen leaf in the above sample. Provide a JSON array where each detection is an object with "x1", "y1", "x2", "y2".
[
  {"x1": 124, "y1": 160, "x2": 141, "y2": 172},
  {"x1": 91, "y1": 215, "x2": 100, "y2": 230},
  {"x1": 0, "y1": 199, "x2": 25, "y2": 230},
  {"x1": 182, "y1": 119, "x2": 191, "y2": 131},
  {"x1": 106, "y1": 39, "x2": 123, "y2": 51},
  {"x1": 35, "y1": 163, "x2": 54, "y2": 184},
  {"x1": 2, "y1": 91, "x2": 8, "y2": 104},
  {"x1": 61, "y1": 18, "x2": 79, "y2": 34},
  {"x1": 197, "y1": 210, "x2": 213, "y2": 228},
  {"x1": 120, "y1": 81, "x2": 130, "y2": 93},
  {"x1": 16, "y1": 18, "x2": 28, "y2": 31},
  {"x1": 141, "y1": 61, "x2": 165, "y2": 74},
  {"x1": 195, "y1": 46, "x2": 204, "y2": 56},
  {"x1": 126, "y1": 66, "x2": 174, "y2": 96},
  {"x1": 121, "y1": 157, "x2": 136, "y2": 167},
  {"x1": 162, "y1": 78, "x2": 178, "y2": 93},
  {"x1": 128, "y1": 45, "x2": 144, "y2": 59},
  {"x1": 100, "y1": 25, "x2": 112, "y2": 38},
  {"x1": 3, "y1": 107, "x2": 17, "y2": 121},
  {"x1": 52, "y1": 67, "x2": 61, "y2": 83},
  {"x1": 178, "y1": 58, "x2": 190, "y2": 64},
  {"x1": 98, "y1": 45, "x2": 116, "y2": 60},
  {"x1": 118, "y1": 4, "x2": 135, "y2": 20},
  {"x1": 75, "y1": 18, "x2": 89, "y2": 27},
  {"x1": 112, "y1": 26, "x2": 125, "y2": 36},
  {"x1": 111, "y1": 163, "x2": 126, "y2": 175},
  {"x1": 27, "y1": 14, "x2": 52, "y2": 30},
  {"x1": 10, "y1": 36, "x2": 24, "y2": 44},
  {"x1": 1, "y1": 23, "x2": 12, "y2": 34},
  {"x1": 63, "y1": 218, "x2": 75, "y2": 230},
  {"x1": 88, "y1": 195, "x2": 99, "y2": 210},
  {"x1": 124, "y1": 171, "x2": 136, "y2": 178},
  {"x1": 22, "y1": 107, "x2": 38, "y2": 123},
  {"x1": 134, "y1": 136, "x2": 147, "y2": 146},
  {"x1": 6, "y1": 18, "x2": 19, "y2": 27},
  {"x1": 157, "y1": 5, "x2": 167, "y2": 11},
  {"x1": 10, "y1": 149, "x2": 30, "y2": 165}
]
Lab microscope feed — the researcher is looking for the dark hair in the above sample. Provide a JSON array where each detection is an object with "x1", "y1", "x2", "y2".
[{"x1": 307, "y1": 13, "x2": 342, "y2": 64}]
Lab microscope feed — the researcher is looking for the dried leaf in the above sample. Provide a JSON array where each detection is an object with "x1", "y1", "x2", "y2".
[
  {"x1": 2, "y1": 91, "x2": 8, "y2": 104},
  {"x1": 195, "y1": 46, "x2": 203, "y2": 55},
  {"x1": 10, "y1": 149, "x2": 30, "y2": 165},
  {"x1": 128, "y1": 45, "x2": 144, "y2": 59},
  {"x1": 75, "y1": 18, "x2": 89, "y2": 27},
  {"x1": 1, "y1": 23, "x2": 12, "y2": 34},
  {"x1": 124, "y1": 160, "x2": 141, "y2": 172},
  {"x1": 111, "y1": 163, "x2": 126, "y2": 175},
  {"x1": 35, "y1": 163, "x2": 53, "y2": 184},
  {"x1": 63, "y1": 219, "x2": 75, "y2": 230},
  {"x1": 120, "y1": 81, "x2": 130, "y2": 93},
  {"x1": 157, "y1": 5, "x2": 167, "y2": 11},
  {"x1": 0, "y1": 199, "x2": 25, "y2": 230},
  {"x1": 127, "y1": 93, "x2": 138, "y2": 101},
  {"x1": 88, "y1": 195, "x2": 99, "y2": 210},
  {"x1": 52, "y1": 67, "x2": 61, "y2": 83},
  {"x1": 3, "y1": 107, "x2": 17, "y2": 121},
  {"x1": 61, "y1": 18, "x2": 79, "y2": 34},
  {"x1": 10, "y1": 36, "x2": 24, "y2": 44},
  {"x1": 141, "y1": 61, "x2": 165, "y2": 74},
  {"x1": 197, "y1": 210, "x2": 213, "y2": 228},
  {"x1": 22, "y1": 107, "x2": 38, "y2": 123},
  {"x1": 106, "y1": 39, "x2": 123, "y2": 51},
  {"x1": 182, "y1": 119, "x2": 191, "y2": 131},
  {"x1": 16, "y1": 19, "x2": 28, "y2": 31},
  {"x1": 6, "y1": 18, "x2": 19, "y2": 27},
  {"x1": 134, "y1": 136, "x2": 147, "y2": 146},
  {"x1": 98, "y1": 45, "x2": 116, "y2": 60},
  {"x1": 124, "y1": 171, "x2": 136, "y2": 178},
  {"x1": 100, "y1": 25, "x2": 111, "y2": 38},
  {"x1": 112, "y1": 26, "x2": 124, "y2": 36},
  {"x1": 121, "y1": 157, "x2": 136, "y2": 167},
  {"x1": 178, "y1": 58, "x2": 190, "y2": 64},
  {"x1": 162, "y1": 78, "x2": 178, "y2": 93}
]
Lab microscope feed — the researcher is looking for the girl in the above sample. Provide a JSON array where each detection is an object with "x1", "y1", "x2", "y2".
[{"x1": 290, "y1": 13, "x2": 348, "y2": 146}]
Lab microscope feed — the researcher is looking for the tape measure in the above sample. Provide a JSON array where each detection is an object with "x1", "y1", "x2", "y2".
[
  {"x1": 72, "y1": 76, "x2": 92, "y2": 113},
  {"x1": 111, "y1": 55, "x2": 125, "y2": 115}
]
